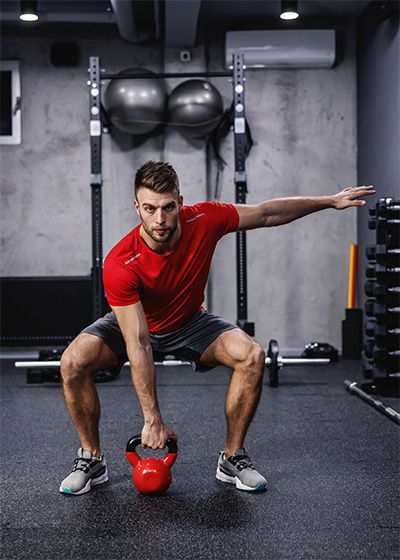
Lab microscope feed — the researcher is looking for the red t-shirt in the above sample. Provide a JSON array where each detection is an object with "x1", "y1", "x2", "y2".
[{"x1": 103, "y1": 201, "x2": 240, "y2": 334}]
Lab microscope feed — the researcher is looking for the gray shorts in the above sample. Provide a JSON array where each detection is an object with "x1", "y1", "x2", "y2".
[{"x1": 81, "y1": 310, "x2": 237, "y2": 371}]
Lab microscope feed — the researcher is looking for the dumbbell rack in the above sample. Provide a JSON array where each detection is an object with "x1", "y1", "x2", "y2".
[{"x1": 363, "y1": 197, "x2": 400, "y2": 391}]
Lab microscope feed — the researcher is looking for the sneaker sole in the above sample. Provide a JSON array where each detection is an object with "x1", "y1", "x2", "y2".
[
  {"x1": 59, "y1": 470, "x2": 109, "y2": 496},
  {"x1": 216, "y1": 468, "x2": 267, "y2": 492}
]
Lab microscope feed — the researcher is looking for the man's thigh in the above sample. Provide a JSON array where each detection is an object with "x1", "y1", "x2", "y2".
[
  {"x1": 199, "y1": 327, "x2": 258, "y2": 369},
  {"x1": 80, "y1": 311, "x2": 129, "y2": 367}
]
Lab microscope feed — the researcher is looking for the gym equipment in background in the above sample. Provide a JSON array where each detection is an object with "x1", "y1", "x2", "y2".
[
  {"x1": 342, "y1": 244, "x2": 363, "y2": 358},
  {"x1": 0, "y1": 276, "x2": 94, "y2": 347},
  {"x1": 363, "y1": 198, "x2": 400, "y2": 396},
  {"x1": 167, "y1": 79, "x2": 223, "y2": 139},
  {"x1": 15, "y1": 338, "x2": 333, "y2": 386},
  {"x1": 89, "y1": 55, "x2": 255, "y2": 335},
  {"x1": 344, "y1": 380, "x2": 400, "y2": 426},
  {"x1": 103, "y1": 68, "x2": 167, "y2": 135}
]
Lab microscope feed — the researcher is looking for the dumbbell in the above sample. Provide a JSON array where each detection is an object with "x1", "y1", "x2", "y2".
[
  {"x1": 366, "y1": 264, "x2": 400, "y2": 286},
  {"x1": 366, "y1": 313, "x2": 400, "y2": 331},
  {"x1": 377, "y1": 221, "x2": 400, "y2": 245},
  {"x1": 369, "y1": 215, "x2": 400, "y2": 245},
  {"x1": 362, "y1": 356, "x2": 373, "y2": 379},
  {"x1": 364, "y1": 283, "x2": 400, "y2": 306},
  {"x1": 372, "y1": 348, "x2": 400, "y2": 369},
  {"x1": 376, "y1": 246, "x2": 400, "y2": 267},
  {"x1": 363, "y1": 337, "x2": 375, "y2": 359},
  {"x1": 366, "y1": 245, "x2": 400, "y2": 267},
  {"x1": 372, "y1": 364, "x2": 399, "y2": 378},
  {"x1": 375, "y1": 264, "x2": 400, "y2": 286},
  {"x1": 366, "y1": 265, "x2": 376, "y2": 279},
  {"x1": 366, "y1": 245, "x2": 376, "y2": 261},
  {"x1": 365, "y1": 319, "x2": 377, "y2": 338},
  {"x1": 375, "y1": 327, "x2": 400, "y2": 349},
  {"x1": 376, "y1": 199, "x2": 400, "y2": 219},
  {"x1": 365, "y1": 300, "x2": 376, "y2": 317},
  {"x1": 365, "y1": 302, "x2": 400, "y2": 322}
]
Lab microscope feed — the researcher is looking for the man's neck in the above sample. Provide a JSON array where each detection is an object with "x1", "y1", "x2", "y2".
[{"x1": 139, "y1": 223, "x2": 182, "y2": 255}]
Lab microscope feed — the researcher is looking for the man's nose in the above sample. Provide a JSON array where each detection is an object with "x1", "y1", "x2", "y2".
[{"x1": 155, "y1": 208, "x2": 165, "y2": 223}]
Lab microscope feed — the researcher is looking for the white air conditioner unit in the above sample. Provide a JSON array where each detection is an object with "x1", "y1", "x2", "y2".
[{"x1": 225, "y1": 30, "x2": 336, "y2": 69}]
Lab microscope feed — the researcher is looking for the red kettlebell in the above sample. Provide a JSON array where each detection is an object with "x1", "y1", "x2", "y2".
[{"x1": 126, "y1": 434, "x2": 178, "y2": 495}]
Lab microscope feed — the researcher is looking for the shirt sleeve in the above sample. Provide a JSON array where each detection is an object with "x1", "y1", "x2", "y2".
[
  {"x1": 103, "y1": 256, "x2": 141, "y2": 307},
  {"x1": 201, "y1": 201, "x2": 240, "y2": 238}
]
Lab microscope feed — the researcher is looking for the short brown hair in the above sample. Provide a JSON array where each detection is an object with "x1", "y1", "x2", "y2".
[{"x1": 134, "y1": 161, "x2": 179, "y2": 198}]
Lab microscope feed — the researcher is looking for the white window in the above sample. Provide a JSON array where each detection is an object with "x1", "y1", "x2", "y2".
[{"x1": 0, "y1": 60, "x2": 21, "y2": 145}]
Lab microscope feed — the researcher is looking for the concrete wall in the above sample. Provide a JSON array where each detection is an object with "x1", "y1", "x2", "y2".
[
  {"x1": 207, "y1": 34, "x2": 358, "y2": 349},
  {"x1": 0, "y1": 26, "x2": 358, "y2": 349}
]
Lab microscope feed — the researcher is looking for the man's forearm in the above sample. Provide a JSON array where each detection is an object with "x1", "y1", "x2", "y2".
[
  {"x1": 128, "y1": 344, "x2": 161, "y2": 424},
  {"x1": 261, "y1": 195, "x2": 334, "y2": 227}
]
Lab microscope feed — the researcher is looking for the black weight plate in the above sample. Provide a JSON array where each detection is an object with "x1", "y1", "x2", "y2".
[{"x1": 268, "y1": 339, "x2": 280, "y2": 387}]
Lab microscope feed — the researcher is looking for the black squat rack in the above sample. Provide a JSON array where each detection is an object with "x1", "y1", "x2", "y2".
[{"x1": 87, "y1": 53, "x2": 254, "y2": 335}]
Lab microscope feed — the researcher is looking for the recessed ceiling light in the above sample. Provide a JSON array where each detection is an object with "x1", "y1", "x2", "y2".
[
  {"x1": 280, "y1": 0, "x2": 299, "y2": 21},
  {"x1": 20, "y1": 0, "x2": 39, "y2": 22}
]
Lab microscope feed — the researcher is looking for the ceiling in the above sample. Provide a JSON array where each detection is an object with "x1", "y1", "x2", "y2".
[{"x1": 0, "y1": 0, "x2": 387, "y2": 48}]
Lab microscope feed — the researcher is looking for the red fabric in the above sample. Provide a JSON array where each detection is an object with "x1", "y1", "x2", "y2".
[{"x1": 103, "y1": 201, "x2": 239, "y2": 334}]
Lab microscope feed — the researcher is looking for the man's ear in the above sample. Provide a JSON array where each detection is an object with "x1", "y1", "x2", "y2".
[
  {"x1": 178, "y1": 195, "x2": 183, "y2": 207},
  {"x1": 133, "y1": 199, "x2": 140, "y2": 215}
]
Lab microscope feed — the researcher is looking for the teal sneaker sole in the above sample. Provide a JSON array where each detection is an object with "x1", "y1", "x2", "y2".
[{"x1": 59, "y1": 470, "x2": 109, "y2": 496}]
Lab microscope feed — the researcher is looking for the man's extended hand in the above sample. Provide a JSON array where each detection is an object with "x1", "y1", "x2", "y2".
[
  {"x1": 141, "y1": 420, "x2": 177, "y2": 450},
  {"x1": 332, "y1": 185, "x2": 376, "y2": 209}
]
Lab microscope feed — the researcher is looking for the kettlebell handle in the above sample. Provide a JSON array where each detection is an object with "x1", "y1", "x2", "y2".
[{"x1": 126, "y1": 434, "x2": 178, "y2": 455}]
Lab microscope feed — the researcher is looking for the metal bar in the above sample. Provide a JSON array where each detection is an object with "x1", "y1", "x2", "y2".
[
  {"x1": 15, "y1": 360, "x2": 191, "y2": 368},
  {"x1": 345, "y1": 380, "x2": 400, "y2": 426},
  {"x1": 232, "y1": 52, "x2": 254, "y2": 336},
  {"x1": 15, "y1": 357, "x2": 330, "y2": 369},
  {"x1": 280, "y1": 357, "x2": 331, "y2": 365},
  {"x1": 101, "y1": 71, "x2": 231, "y2": 80},
  {"x1": 89, "y1": 56, "x2": 103, "y2": 320},
  {"x1": 16, "y1": 361, "x2": 62, "y2": 368}
]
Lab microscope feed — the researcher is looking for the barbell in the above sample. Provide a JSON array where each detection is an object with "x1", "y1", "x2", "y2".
[{"x1": 14, "y1": 339, "x2": 331, "y2": 387}]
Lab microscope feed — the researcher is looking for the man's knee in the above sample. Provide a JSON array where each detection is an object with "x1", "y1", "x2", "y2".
[
  {"x1": 245, "y1": 342, "x2": 265, "y2": 371},
  {"x1": 60, "y1": 334, "x2": 112, "y2": 383},
  {"x1": 235, "y1": 341, "x2": 265, "y2": 379}
]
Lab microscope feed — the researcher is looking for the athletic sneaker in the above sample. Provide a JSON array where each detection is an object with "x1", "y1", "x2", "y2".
[
  {"x1": 216, "y1": 448, "x2": 267, "y2": 491},
  {"x1": 59, "y1": 448, "x2": 108, "y2": 495}
]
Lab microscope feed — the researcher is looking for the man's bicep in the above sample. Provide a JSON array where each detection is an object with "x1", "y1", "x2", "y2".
[
  {"x1": 233, "y1": 203, "x2": 266, "y2": 231},
  {"x1": 111, "y1": 301, "x2": 149, "y2": 346}
]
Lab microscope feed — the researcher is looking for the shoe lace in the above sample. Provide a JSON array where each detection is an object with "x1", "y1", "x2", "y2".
[
  {"x1": 72, "y1": 457, "x2": 99, "y2": 474},
  {"x1": 229, "y1": 454, "x2": 255, "y2": 472}
]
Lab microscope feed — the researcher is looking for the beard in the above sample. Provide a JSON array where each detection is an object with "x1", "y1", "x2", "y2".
[{"x1": 140, "y1": 214, "x2": 178, "y2": 244}]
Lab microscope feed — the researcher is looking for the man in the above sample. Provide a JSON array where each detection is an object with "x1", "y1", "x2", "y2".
[{"x1": 59, "y1": 160, "x2": 375, "y2": 495}]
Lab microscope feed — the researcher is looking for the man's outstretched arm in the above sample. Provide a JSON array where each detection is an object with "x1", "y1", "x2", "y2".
[{"x1": 234, "y1": 185, "x2": 376, "y2": 230}]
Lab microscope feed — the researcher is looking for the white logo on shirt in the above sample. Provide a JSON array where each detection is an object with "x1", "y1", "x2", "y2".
[
  {"x1": 186, "y1": 213, "x2": 205, "y2": 223},
  {"x1": 124, "y1": 253, "x2": 141, "y2": 265}
]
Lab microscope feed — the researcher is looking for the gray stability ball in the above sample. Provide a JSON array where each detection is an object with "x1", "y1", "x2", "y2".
[
  {"x1": 167, "y1": 80, "x2": 224, "y2": 139},
  {"x1": 104, "y1": 68, "x2": 167, "y2": 135}
]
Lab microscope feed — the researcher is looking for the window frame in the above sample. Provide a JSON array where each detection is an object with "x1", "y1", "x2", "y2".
[{"x1": 0, "y1": 60, "x2": 21, "y2": 145}]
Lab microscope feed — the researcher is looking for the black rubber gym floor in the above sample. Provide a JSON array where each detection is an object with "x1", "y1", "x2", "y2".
[{"x1": 1, "y1": 358, "x2": 399, "y2": 560}]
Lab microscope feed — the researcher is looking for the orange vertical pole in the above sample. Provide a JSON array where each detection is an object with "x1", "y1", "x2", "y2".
[{"x1": 347, "y1": 244, "x2": 358, "y2": 309}]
